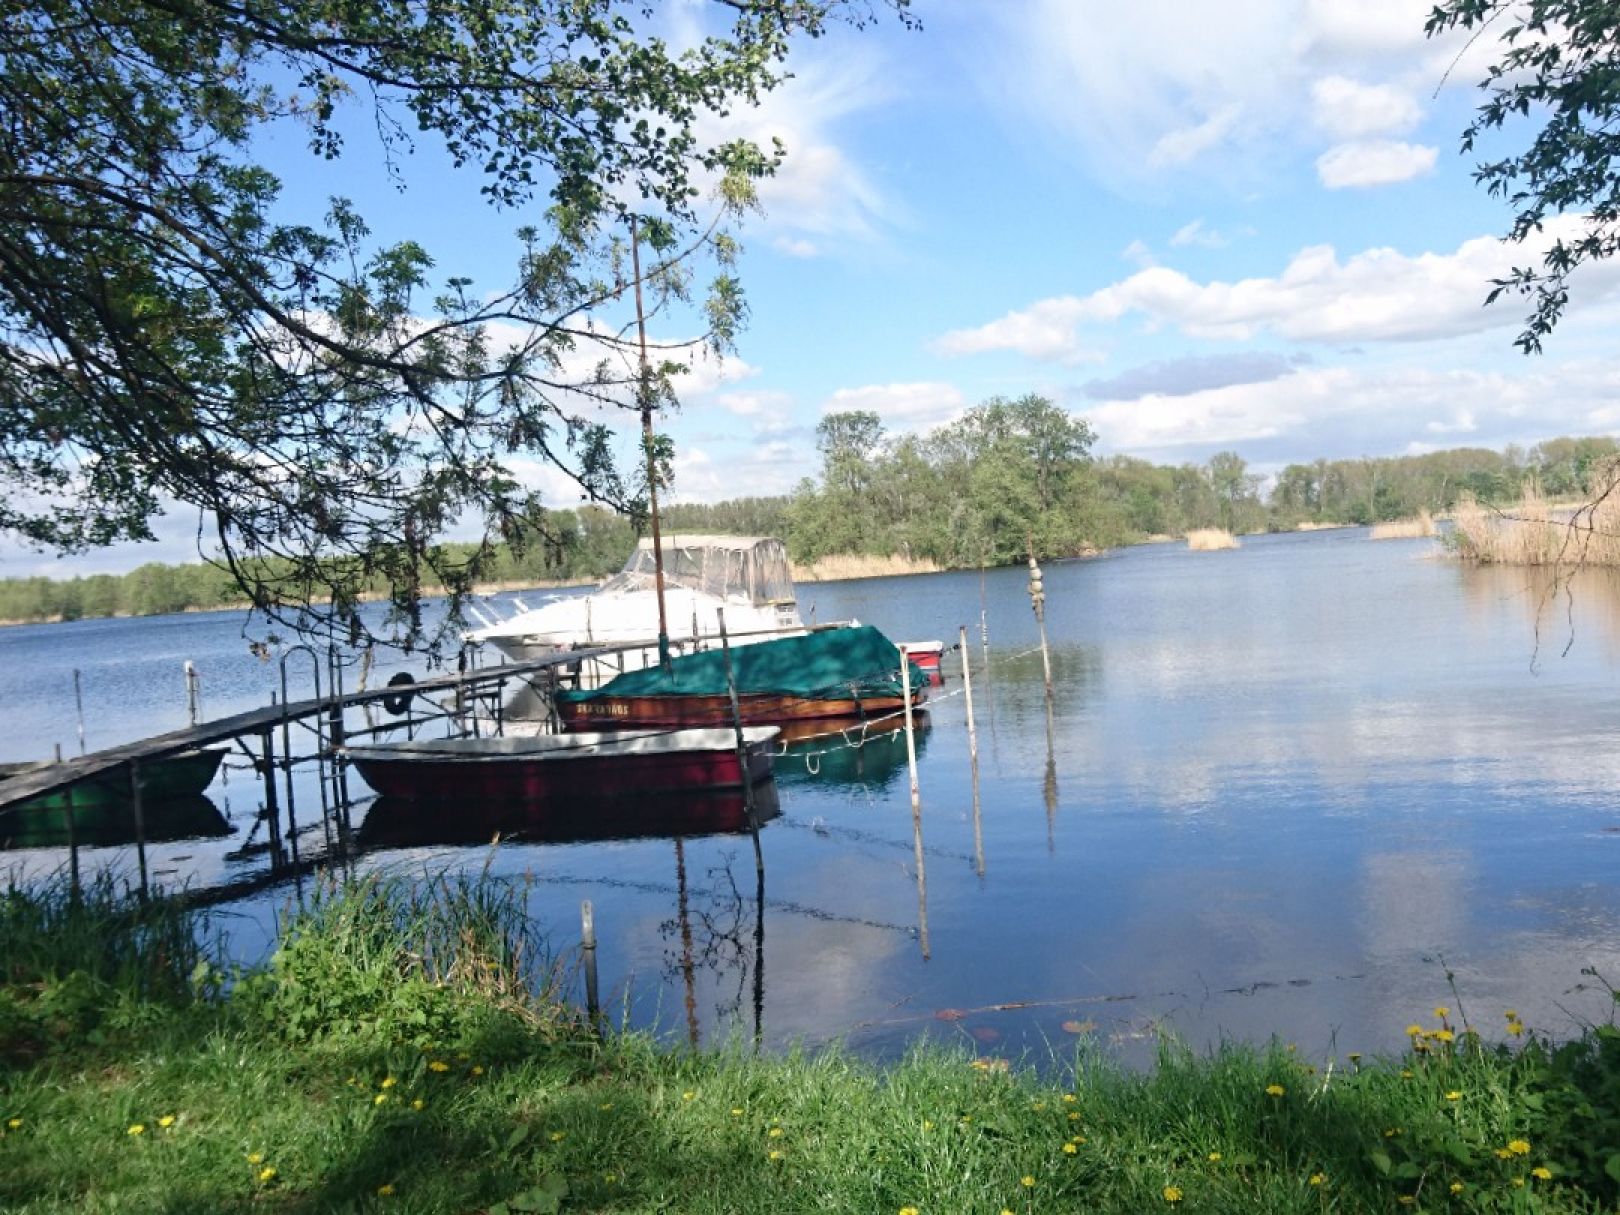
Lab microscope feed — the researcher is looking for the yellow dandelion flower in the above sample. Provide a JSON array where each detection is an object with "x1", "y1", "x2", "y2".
[
  {"x1": 923, "y1": 1120, "x2": 935, "y2": 1131},
  {"x1": 959, "y1": 1115, "x2": 973, "y2": 1124},
  {"x1": 1434, "y1": 1006, "x2": 1450, "y2": 1018},
  {"x1": 157, "y1": 1115, "x2": 175, "y2": 1129},
  {"x1": 1398, "y1": 1196, "x2": 1415, "y2": 1205},
  {"x1": 1208, "y1": 1152, "x2": 1222, "y2": 1162},
  {"x1": 1021, "y1": 1175, "x2": 1035, "y2": 1188},
  {"x1": 428, "y1": 1061, "x2": 449, "y2": 1073},
  {"x1": 1508, "y1": 1020, "x2": 1526, "y2": 1037},
  {"x1": 1385, "y1": 1128, "x2": 1402, "y2": 1138},
  {"x1": 681, "y1": 1090, "x2": 695, "y2": 1102},
  {"x1": 1512, "y1": 1177, "x2": 1525, "y2": 1188},
  {"x1": 1495, "y1": 1148, "x2": 1513, "y2": 1160},
  {"x1": 1062, "y1": 1143, "x2": 1078, "y2": 1155},
  {"x1": 1265, "y1": 1084, "x2": 1285, "y2": 1097},
  {"x1": 471, "y1": 1066, "x2": 485, "y2": 1077},
  {"x1": 245, "y1": 1152, "x2": 263, "y2": 1164},
  {"x1": 411, "y1": 1099, "x2": 424, "y2": 1111},
  {"x1": 1405, "y1": 1024, "x2": 1423, "y2": 1037},
  {"x1": 768, "y1": 1127, "x2": 784, "y2": 1138},
  {"x1": 603, "y1": 1173, "x2": 617, "y2": 1184},
  {"x1": 1504, "y1": 1008, "x2": 1518, "y2": 1019},
  {"x1": 1067, "y1": 1112, "x2": 1081, "y2": 1122},
  {"x1": 1507, "y1": 1139, "x2": 1531, "y2": 1156},
  {"x1": 899, "y1": 1208, "x2": 920, "y2": 1215},
  {"x1": 456, "y1": 1052, "x2": 469, "y2": 1061},
  {"x1": 731, "y1": 1108, "x2": 744, "y2": 1117},
  {"x1": 1444, "y1": 1090, "x2": 1462, "y2": 1101},
  {"x1": 1400, "y1": 1069, "x2": 1413, "y2": 1079},
  {"x1": 971, "y1": 1059, "x2": 989, "y2": 1071},
  {"x1": 549, "y1": 1131, "x2": 566, "y2": 1143},
  {"x1": 1071, "y1": 1135, "x2": 1087, "y2": 1145},
  {"x1": 599, "y1": 1103, "x2": 613, "y2": 1111},
  {"x1": 1062, "y1": 1093, "x2": 1077, "y2": 1104},
  {"x1": 377, "y1": 1183, "x2": 395, "y2": 1196},
  {"x1": 1435, "y1": 1029, "x2": 1455, "y2": 1043},
  {"x1": 258, "y1": 1167, "x2": 277, "y2": 1182},
  {"x1": 1031, "y1": 1101, "x2": 1046, "y2": 1111},
  {"x1": 768, "y1": 1149, "x2": 784, "y2": 1161},
  {"x1": 1532, "y1": 1166, "x2": 1552, "y2": 1181},
  {"x1": 1450, "y1": 1181, "x2": 1464, "y2": 1194},
  {"x1": 1309, "y1": 1173, "x2": 1326, "y2": 1186},
  {"x1": 5, "y1": 1118, "x2": 20, "y2": 1129},
  {"x1": 373, "y1": 1094, "x2": 388, "y2": 1106},
  {"x1": 127, "y1": 1124, "x2": 144, "y2": 1136},
  {"x1": 380, "y1": 1077, "x2": 396, "y2": 1089},
  {"x1": 1163, "y1": 1185, "x2": 1183, "y2": 1203}
]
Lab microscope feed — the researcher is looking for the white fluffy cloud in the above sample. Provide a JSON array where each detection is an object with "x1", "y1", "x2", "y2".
[
  {"x1": 1080, "y1": 359, "x2": 1620, "y2": 461},
  {"x1": 935, "y1": 217, "x2": 1620, "y2": 359},
  {"x1": 1316, "y1": 138, "x2": 1438, "y2": 188},
  {"x1": 821, "y1": 382, "x2": 967, "y2": 431},
  {"x1": 1311, "y1": 76, "x2": 1421, "y2": 139}
]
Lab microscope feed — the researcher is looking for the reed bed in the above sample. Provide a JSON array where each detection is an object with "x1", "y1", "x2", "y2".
[
  {"x1": 5, "y1": 878, "x2": 1620, "y2": 1212},
  {"x1": 1185, "y1": 527, "x2": 1240, "y2": 551},
  {"x1": 1369, "y1": 511, "x2": 1437, "y2": 541},
  {"x1": 791, "y1": 553, "x2": 941, "y2": 582},
  {"x1": 1295, "y1": 520, "x2": 1351, "y2": 532},
  {"x1": 1452, "y1": 477, "x2": 1620, "y2": 566}
]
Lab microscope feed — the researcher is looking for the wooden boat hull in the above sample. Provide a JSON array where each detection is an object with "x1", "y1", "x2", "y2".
[
  {"x1": 359, "y1": 783, "x2": 781, "y2": 848},
  {"x1": 345, "y1": 728, "x2": 778, "y2": 803},
  {"x1": 558, "y1": 691, "x2": 920, "y2": 731},
  {"x1": 0, "y1": 749, "x2": 226, "y2": 816}
]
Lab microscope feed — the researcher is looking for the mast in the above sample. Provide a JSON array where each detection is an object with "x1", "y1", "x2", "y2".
[{"x1": 630, "y1": 216, "x2": 671, "y2": 666}]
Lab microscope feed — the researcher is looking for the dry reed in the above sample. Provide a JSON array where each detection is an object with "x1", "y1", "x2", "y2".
[
  {"x1": 1186, "y1": 528, "x2": 1240, "y2": 551},
  {"x1": 791, "y1": 553, "x2": 942, "y2": 582},
  {"x1": 1369, "y1": 511, "x2": 1437, "y2": 541},
  {"x1": 1451, "y1": 469, "x2": 1620, "y2": 567},
  {"x1": 1295, "y1": 520, "x2": 1350, "y2": 532}
]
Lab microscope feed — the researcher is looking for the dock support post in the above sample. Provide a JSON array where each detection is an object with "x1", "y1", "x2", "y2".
[
  {"x1": 55, "y1": 744, "x2": 80, "y2": 897},
  {"x1": 900, "y1": 654, "x2": 930, "y2": 960},
  {"x1": 580, "y1": 900, "x2": 600, "y2": 1029},
  {"x1": 716, "y1": 608, "x2": 764, "y2": 876},
  {"x1": 185, "y1": 661, "x2": 200, "y2": 727},
  {"x1": 961, "y1": 627, "x2": 985, "y2": 878},
  {"x1": 260, "y1": 728, "x2": 283, "y2": 864},
  {"x1": 129, "y1": 758, "x2": 149, "y2": 901},
  {"x1": 73, "y1": 669, "x2": 86, "y2": 756}
]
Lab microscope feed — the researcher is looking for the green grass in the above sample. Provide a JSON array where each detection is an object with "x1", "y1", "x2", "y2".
[{"x1": 3, "y1": 877, "x2": 1619, "y2": 1212}]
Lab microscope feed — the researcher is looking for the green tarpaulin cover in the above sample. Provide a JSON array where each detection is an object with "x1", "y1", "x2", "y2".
[{"x1": 557, "y1": 625, "x2": 924, "y2": 704}]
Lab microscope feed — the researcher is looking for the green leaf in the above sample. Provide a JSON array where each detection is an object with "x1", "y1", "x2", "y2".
[
  {"x1": 1370, "y1": 1150, "x2": 1392, "y2": 1176},
  {"x1": 1604, "y1": 1153, "x2": 1620, "y2": 1184}
]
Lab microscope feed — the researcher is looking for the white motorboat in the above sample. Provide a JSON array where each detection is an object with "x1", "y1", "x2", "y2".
[{"x1": 466, "y1": 536, "x2": 810, "y2": 682}]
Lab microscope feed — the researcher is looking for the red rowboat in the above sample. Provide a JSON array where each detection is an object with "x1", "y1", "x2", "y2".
[
  {"x1": 899, "y1": 640, "x2": 945, "y2": 672},
  {"x1": 344, "y1": 727, "x2": 779, "y2": 802},
  {"x1": 557, "y1": 690, "x2": 918, "y2": 730}
]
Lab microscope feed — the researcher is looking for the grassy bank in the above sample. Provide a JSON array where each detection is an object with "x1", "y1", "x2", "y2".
[{"x1": 5, "y1": 877, "x2": 1619, "y2": 1213}]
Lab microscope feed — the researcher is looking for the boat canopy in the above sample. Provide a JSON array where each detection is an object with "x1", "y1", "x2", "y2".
[
  {"x1": 597, "y1": 536, "x2": 796, "y2": 607},
  {"x1": 557, "y1": 625, "x2": 923, "y2": 705}
]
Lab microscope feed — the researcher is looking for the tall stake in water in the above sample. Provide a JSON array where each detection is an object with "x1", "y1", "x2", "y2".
[
  {"x1": 960, "y1": 626, "x2": 985, "y2": 878},
  {"x1": 716, "y1": 607, "x2": 765, "y2": 876},
  {"x1": 630, "y1": 216, "x2": 671, "y2": 669},
  {"x1": 900, "y1": 651, "x2": 930, "y2": 959}
]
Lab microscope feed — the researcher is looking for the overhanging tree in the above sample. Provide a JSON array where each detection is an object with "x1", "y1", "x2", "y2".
[
  {"x1": 1427, "y1": 1, "x2": 1620, "y2": 351},
  {"x1": 0, "y1": 0, "x2": 910, "y2": 649}
]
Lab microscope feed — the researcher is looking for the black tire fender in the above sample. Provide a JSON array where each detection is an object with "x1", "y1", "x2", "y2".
[{"x1": 381, "y1": 671, "x2": 416, "y2": 716}]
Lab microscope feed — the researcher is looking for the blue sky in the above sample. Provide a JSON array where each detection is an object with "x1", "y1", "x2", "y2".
[{"x1": 16, "y1": 0, "x2": 1620, "y2": 577}]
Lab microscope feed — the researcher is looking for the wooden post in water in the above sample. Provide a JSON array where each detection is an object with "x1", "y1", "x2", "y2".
[
  {"x1": 1027, "y1": 546, "x2": 1053, "y2": 697},
  {"x1": 901, "y1": 653, "x2": 930, "y2": 959},
  {"x1": 73, "y1": 668, "x2": 86, "y2": 755},
  {"x1": 55, "y1": 743, "x2": 80, "y2": 896},
  {"x1": 128, "y1": 758, "x2": 149, "y2": 901},
  {"x1": 716, "y1": 607, "x2": 765, "y2": 876},
  {"x1": 184, "y1": 660, "x2": 200, "y2": 727},
  {"x1": 260, "y1": 726, "x2": 283, "y2": 863},
  {"x1": 960, "y1": 627, "x2": 985, "y2": 878},
  {"x1": 580, "y1": 900, "x2": 600, "y2": 1029}
]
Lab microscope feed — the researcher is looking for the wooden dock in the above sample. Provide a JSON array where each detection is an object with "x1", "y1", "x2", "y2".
[{"x1": 0, "y1": 649, "x2": 601, "y2": 814}]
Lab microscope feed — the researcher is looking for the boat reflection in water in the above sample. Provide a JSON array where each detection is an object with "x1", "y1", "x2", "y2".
[
  {"x1": 357, "y1": 781, "x2": 781, "y2": 850},
  {"x1": 770, "y1": 713, "x2": 931, "y2": 792},
  {"x1": 0, "y1": 794, "x2": 231, "y2": 851}
]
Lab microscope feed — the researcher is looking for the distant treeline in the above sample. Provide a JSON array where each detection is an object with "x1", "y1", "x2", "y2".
[{"x1": 1, "y1": 397, "x2": 1613, "y2": 625}]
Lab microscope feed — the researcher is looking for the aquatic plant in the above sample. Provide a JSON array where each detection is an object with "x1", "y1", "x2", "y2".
[
  {"x1": 1370, "y1": 511, "x2": 1438, "y2": 540},
  {"x1": 1185, "y1": 528, "x2": 1240, "y2": 552}
]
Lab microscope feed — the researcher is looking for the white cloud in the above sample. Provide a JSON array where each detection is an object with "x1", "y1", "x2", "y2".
[
  {"x1": 822, "y1": 382, "x2": 967, "y2": 432},
  {"x1": 1122, "y1": 239, "x2": 1158, "y2": 268},
  {"x1": 1311, "y1": 76, "x2": 1421, "y2": 139},
  {"x1": 1150, "y1": 105, "x2": 1243, "y2": 167},
  {"x1": 1170, "y1": 219, "x2": 1231, "y2": 249},
  {"x1": 1316, "y1": 139, "x2": 1438, "y2": 188},
  {"x1": 772, "y1": 236, "x2": 821, "y2": 258},
  {"x1": 715, "y1": 389, "x2": 791, "y2": 418},
  {"x1": 1081, "y1": 359, "x2": 1620, "y2": 460},
  {"x1": 935, "y1": 217, "x2": 1620, "y2": 359},
  {"x1": 1299, "y1": 0, "x2": 1434, "y2": 59}
]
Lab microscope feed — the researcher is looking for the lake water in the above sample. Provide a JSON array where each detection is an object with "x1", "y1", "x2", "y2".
[{"x1": 6, "y1": 528, "x2": 1620, "y2": 1065}]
